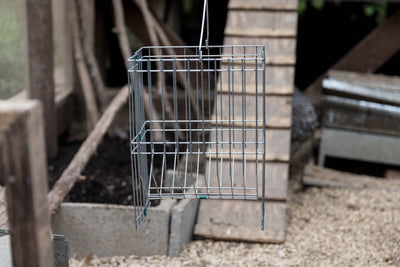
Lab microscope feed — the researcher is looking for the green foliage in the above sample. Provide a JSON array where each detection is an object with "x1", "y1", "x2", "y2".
[
  {"x1": 182, "y1": 0, "x2": 194, "y2": 15},
  {"x1": 363, "y1": 2, "x2": 387, "y2": 24},
  {"x1": 0, "y1": 0, "x2": 24, "y2": 99},
  {"x1": 298, "y1": 0, "x2": 387, "y2": 24},
  {"x1": 298, "y1": 0, "x2": 307, "y2": 14},
  {"x1": 298, "y1": 0, "x2": 326, "y2": 15},
  {"x1": 311, "y1": 0, "x2": 325, "y2": 11}
]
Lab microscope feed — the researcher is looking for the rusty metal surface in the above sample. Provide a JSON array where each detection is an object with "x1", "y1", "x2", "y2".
[{"x1": 323, "y1": 95, "x2": 400, "y2": 137}]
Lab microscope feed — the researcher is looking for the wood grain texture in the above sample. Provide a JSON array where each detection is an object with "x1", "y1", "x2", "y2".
[
  {"x1": 195, "y1": 200, "x2": 286, "y2": 243},
  {"x1": 71, "y1": 0, "x2": 100, "y2": 130},
  {"x1": 207, "y1": 128, "x2": 291, "y2": 162},
  {"x1": 328, "y1": 70, "x2": 400, "y2": 91},
  {"x1": 206, "y1": 161, "x2": 288, "y2": 200},
  {"x1": 304, "y1": 164, "x2": 400, "y2": 191},
  {"x1": 0, "y1": 101, "x2": 54, "y2": 267},
  {"x1": 225, "y1": 11, "x2": 297, "y2": 37},
  {"x1": 223, "y1": 37, "x2": 296, "y2": 65},
  {"x1": 228, "y1": 0, "x2": 297, "y2": 11},
  {"x1": 218, "y1": 65, "x2": 294, "y2": 95},
  {"x1": 22, "y1": 0, "x2": 57, "y2": 158},
  {"x1": 211, "y1": 95, "x2": 292, "y2": 128}
]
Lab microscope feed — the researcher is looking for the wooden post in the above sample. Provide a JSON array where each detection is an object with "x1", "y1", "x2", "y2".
[
  {"x1": 53, "y1": 0, "x2": 74, "y2": 92},
  {"x1": 22, "y1": 0, "x2": 58, "y2": 158},
  {"x1": 0, "y1": 101, "x2": 54, "y2": 267}
]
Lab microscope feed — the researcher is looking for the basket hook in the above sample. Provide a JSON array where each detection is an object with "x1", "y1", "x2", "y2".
[{"x1": 198, "y1": 0, "x2": 209, "y2": 59}]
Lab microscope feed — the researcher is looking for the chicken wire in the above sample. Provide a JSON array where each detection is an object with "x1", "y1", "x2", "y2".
[{"x1": 128, "y1": 45, "x2": 266, "y2": 230}]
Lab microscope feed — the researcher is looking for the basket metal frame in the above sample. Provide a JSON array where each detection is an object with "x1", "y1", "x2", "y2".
[{"x1": 128, "y1": 45, "x2": 266, "y2": 230}]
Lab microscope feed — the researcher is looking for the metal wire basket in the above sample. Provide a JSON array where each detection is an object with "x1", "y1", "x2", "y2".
[
  {"x1": 128, "y1": 0, "x2": 266, "y2": 230},
  {"x1": 128, "y1": 44, "x2": 266, "y2": 230}
]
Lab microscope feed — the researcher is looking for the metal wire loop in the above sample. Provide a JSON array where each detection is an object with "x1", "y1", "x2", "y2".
[{"x1": 198, "y1": 0, "x2": 209, "y2": 59}]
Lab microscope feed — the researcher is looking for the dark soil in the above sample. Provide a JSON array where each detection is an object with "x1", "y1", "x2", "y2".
[{"x1": 48, "y1": 135, "x2": 134, "y2": 205}]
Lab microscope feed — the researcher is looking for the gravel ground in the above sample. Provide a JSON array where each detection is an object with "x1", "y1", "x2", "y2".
[{"x1": 70, "y1": 180, "x2": 400, "y2": 266}]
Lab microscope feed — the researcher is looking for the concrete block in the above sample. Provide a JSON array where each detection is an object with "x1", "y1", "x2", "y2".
[
  {"x1": 52, "y1": 200, "x2": 176, "y2": 257},
  {"x1": 0, "y1": 235, "x2": 12, "y2": 267},
  {"x1": 168, "y1": 199, "x2": 199, "y2": 257}
]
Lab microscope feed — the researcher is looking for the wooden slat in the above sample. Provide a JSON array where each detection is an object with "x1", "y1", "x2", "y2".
[
  {"x1": 195, "y1": 200, "x2": 286, "y2": 243},
  {"x1": 225, "y1": 11, "x2": 297, "y2": 37},
  {"x1": 207, "y1": 128, "x2": 291, "y2": 162},
  {"x1": 224, "y1": 37, "x2": 296, "y2": 65},
  {"x1": 22, "y1": 0, "x2": 57, "y2": 158},
  {"x1": 206, "y1": 161, "x2": 288, "y2": 200},
  {"x1": 218, "y1": 65, "x2": 294, "y2": 95},
  {"x1": 304, "y1": 164, "x2": 400, "y2": 191},
  {"x1": 228, "y1": 0, "x2": 297, "y2": 11},
  {"x1": 328, "y1": 70, "x2": 400, "y2": 92},
  {"x1": 211, "y1": 95, "x2": 292, "y2": 128},
  {"x1": 0, "y1": 101, "x2": 54, "y2": 267}
]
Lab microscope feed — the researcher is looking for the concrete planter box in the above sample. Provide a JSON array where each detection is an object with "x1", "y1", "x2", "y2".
[{"x1": 52, "y1": 199, "x2": 198, "y2": 258}]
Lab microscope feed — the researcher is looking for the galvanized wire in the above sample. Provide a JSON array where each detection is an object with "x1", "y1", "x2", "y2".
[{"x1": 128, "y1": 45, "x2": 266, "y2": 230}]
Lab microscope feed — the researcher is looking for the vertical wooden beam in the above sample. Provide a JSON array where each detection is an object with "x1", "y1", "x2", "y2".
[
  {"x1": 0, "y1": 101, "x2": 54, "y2": 267},
  {"x1": 81, "y1": 0, "x2": 95, "y2": 50},
  {"x1": 22, "y1": 0, "x2": 58, "y2": 158},
  {"x1": 53, "y1": 0, "x2": 74, "y2": 92}
]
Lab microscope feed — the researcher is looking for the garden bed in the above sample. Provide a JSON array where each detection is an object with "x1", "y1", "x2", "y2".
[{"x1": 49, "y1": 135, "x2": 198, "y2": 257}]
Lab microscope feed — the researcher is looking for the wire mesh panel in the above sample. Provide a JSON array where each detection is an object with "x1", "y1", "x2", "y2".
[{"x1": 128, "y1": 45, "x2": 266, "y2": 229}]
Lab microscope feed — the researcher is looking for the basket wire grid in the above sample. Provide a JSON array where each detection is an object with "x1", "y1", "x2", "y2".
[
  {"x1": 128, "y1": 0, "x2": 266, "y2": 231},
  {"x1": 128, "y1": 45, "x2": 266, "y2": 230}
]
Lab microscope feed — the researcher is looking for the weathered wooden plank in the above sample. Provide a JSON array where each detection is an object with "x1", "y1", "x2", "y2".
[
  {"x1": 195, "y1": 200, "x2": 286, "y2": 243},
  {"x1": 22, "y1": 0, "x2": 57, "y2": 158},
  {"x1": 218, "y1": 65, "x2": 294, "y2": 95},
  {"x1": 305, "y1": 10, "x2": 400, "y2": 105},
  {"x1": 225, "y1": 11, "x2": 297, "y2": 37},
  {"x1": 303, "y1": 164, "x2": 400, "y2": 192},
  {"x1": 211, "y1": 95, "x2": 292, "y2": 128},
  {"x1": 229, "y1": 0, "x2": 297, "y2": 11},
  {"x1": 80, "y1": 0, "x2": 95, "y2": 50},
  {"x1": 206, "y1": 161, "x2": 288, "y2": 200},
  {"x1": 333, "y1": 10, "x2": 400, "y2": 73},
  {"x1": 328, "y1": 70, "x2": 400, "y2": 92},
  {"x1": 0, "y1": 100, "x2": 54, "y2": 267},
  {"x1": 224, "y1": 37, "x2": 296, "y2": 65},
  {"x1": 207, "y1": 128, "x2": 291, "y2": 162}
]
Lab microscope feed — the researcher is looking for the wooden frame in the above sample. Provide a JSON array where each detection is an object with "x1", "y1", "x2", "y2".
[
  {"x1": 0, "y1": 101, "x2": 54, "y2": 267},
  {"x1": 22, "y1": 0, "x2": 57, "y2": 158}
]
